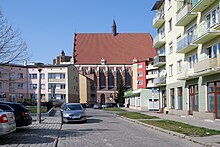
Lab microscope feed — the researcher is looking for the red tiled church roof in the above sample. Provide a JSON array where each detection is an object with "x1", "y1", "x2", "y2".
[{"x1": 73, "y1": 33, "x2": 156, "y2": 65}]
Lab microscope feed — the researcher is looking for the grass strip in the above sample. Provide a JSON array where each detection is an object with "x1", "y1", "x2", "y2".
[
  {"x1": 117, "y1": 111, "x2": 159, "y2": 119},
  {"x1": 141, "y1": 119, "x2": 220, "y2": 137},
  {"x1": 103, "y1": 108, "x2": 127, "y2": 112},
  {"x1": 27, "y1": 107, "x2": 48, "y2": 113}
]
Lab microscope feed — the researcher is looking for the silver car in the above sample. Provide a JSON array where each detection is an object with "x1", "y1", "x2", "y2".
[
  {"x1": 0, "y1": 109, "x2": 16, "y2": 136},
  {"x1": 61, "y1": 103, "x2": 87, "y2": 123}
]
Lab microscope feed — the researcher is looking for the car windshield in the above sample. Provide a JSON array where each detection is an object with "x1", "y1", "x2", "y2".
[{"x1": 65, "y1": 104, "x2": 82, "y2": 110}]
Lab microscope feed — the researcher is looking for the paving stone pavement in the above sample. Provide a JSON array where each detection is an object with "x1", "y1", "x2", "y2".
[
  {"x1": 0, "y1": 111, "x2": 62, "y2": 147},
  {"x1": 119, "y1": 107, "x2": 220, "y2": 147}
]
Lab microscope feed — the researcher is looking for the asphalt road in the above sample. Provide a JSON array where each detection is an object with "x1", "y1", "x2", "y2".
[{"x1": 57, "y1": 109, "x2": 202, "y2": 147}]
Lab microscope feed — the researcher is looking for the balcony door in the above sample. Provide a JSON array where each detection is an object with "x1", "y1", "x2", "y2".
[
  {"x1": 189, "y1": 85, "x2": 198, "y2": 115},
  {"x1": 208, "y1": 81, "x2": 220, "y2": 119}
]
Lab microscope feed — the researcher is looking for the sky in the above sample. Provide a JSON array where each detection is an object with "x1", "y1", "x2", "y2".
[{"x1": 0, "y1": 0, "x2": 157, "y2": 64}]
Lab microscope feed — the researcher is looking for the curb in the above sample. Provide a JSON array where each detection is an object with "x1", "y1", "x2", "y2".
[
  {"x1": 114, "y1": 113, "x2": 216, "y2": 147},
  {"x1": 53, "y1": 121, "x2": 62, "y2": 147}
]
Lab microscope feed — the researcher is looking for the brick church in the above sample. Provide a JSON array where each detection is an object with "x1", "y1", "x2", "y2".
[{"x1": 73, "y1": 20, "x2": 156, "y2": 104}]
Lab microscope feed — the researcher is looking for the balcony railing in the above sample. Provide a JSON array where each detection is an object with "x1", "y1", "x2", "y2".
[
  {"x1": 153, "y1": 33, "x2": 166, "y2": 48},
  {"x1": 153, "y1": 77, "x2": 166, "y2": 85},
  {"x1": 176, "y1": 4, "x2": 197, "y2": 26},
  {"x1": 146, "y1": 74, "x2": 158, "y2": 79},
  {"x1": 153, "y1": 55, "x2": 166, "y2": 67},
  {"x1": 194, "y1": 57, "x2": 217, "y2": 73},
  {"x1": 147, "y1": 83, "x2": 156, "y2": 88},
  {"x1": 177, "y1": 64, "x2": 195, "y2": 80},
  {"x1": 177, "y1": 34, "x2": 198, "y2": 53},
  {"x1": 48, "y1": 78, "x2": 66, "y2": 82},
  {"x1": 192, "y1": 20, "x2": 220, "y2": 44},
  {"x1": 152, "y1": 12, "x2": 165, "y2": 28}
]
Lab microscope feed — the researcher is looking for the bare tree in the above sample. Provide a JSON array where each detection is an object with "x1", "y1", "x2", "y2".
[{"x1": 0, "y1": 9, "x2": 28, "y2": 64}]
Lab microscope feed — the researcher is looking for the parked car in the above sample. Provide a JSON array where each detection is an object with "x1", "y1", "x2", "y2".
[
  {"x1": 60, "y1": 103, "x2": 87, "y2": 123},
  {"x1": 0, "y1": 109, "x2": 16, "y2": 136},
  {"x1": 93, "y1": 103, "x2": 102, "y2": 109},
  {"x1": 0, "y1": 102, "x2": 32, "y2": 127}
]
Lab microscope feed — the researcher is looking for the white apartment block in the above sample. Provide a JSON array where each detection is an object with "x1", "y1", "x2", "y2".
[
  {"x1": 0, "y1": 64, "x2": 80, "y2": 103},
  {"x1": 152, "y1": 0, "x2": 220, "y2": 119}
]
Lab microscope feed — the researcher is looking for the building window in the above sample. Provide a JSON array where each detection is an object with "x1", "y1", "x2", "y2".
[
  {"x1": 169, "y1": 41, "x2": 173, "y2": 54},
  {"x1": 177, "y1": 87, "x2": 183, "y2": 110},
  {"x1": 152, "y1": 70, "x2": 158, "y2": 75},
  {"x1": 206, "y1": 43, "x2": 220, "y2": 58},
  {"x1": 207, "y1": 82, "x2": 220, "y2": 113},
  {"x1": 18, "y1": 94, "x2": 24, "y2": 99},
  {"x1": 169, "y1": 64, "x2": 173, "y2": 77},
  {"x1": 60, "y1": 84, "x2": 66, "y2": 89},
  {"x1": 40, "y1": 73, "x2": 45, "y2": 79},
  {"x1": 189, "y1": 85, "x2": 199, "y2": 112},
  {"x1": 18, "y1": 83, "x2": 24, "y2": 89},
  {"x1": 17, "y1": 73, "x2": 24, "y2": 79},
  {"x1": 177, "y1": 60, "x2": 182, "y2": 73},
  {"x1": 30, "y1": 84, "x2": 37, "y2": 90},
  {"x1": 137, "y1": 72, "x2": 143, "y2": 77},
  {"x1": 0, "y1": 72, "x2": 1, "y2": 78},
  {"x1": 0, "y1": 82, "x2": 2, "y2": 89},
  {"x1": 206, "y1": 7, "x2": 219, "y2": 28},
  {"x1": 138, "y1": 80, "x2": 143, "y2": 85},
  {"x1": 170, "y1": 88, "x2": 175, "y2": 109},
  {"x1": 137, "y1": 64, "x2": 142, "y2": 68},
  {"x1": 48, "y1": 73, "x2": 65, "y2": 79},
  {"x1": 159, "y1": 26, "x2": 165, "y2": 39},
  {"x1": 168, "y1": 18, "x2": 172, "y2": 32},
  {"x1": 9, "y1": 73, "x2": 16, "y2": 80},
  {"x1": 29, "y1": 74, "x2": 37, "y2": 79},
  {"x1": 41, "y1": 84, "x2": 45, "y2": 90},
  {"x1": 188, "y1": 53, "x2": 198, "y2": 69}
]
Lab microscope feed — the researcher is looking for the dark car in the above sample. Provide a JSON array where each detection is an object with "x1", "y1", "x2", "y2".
[{"x1": 0, "y1": 101, "x2": 32, "y2": 127}]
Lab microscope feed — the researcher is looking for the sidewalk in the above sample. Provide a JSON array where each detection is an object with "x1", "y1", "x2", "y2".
[
  {"x1": 120, "y1": 107, "x2": 220, "y2": 147},
  {"x1": 0, "y1": 111, "x2": 62, "y2": 147}
]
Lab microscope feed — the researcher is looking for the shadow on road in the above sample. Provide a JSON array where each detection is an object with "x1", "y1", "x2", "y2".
[
  {"x1": 0, "y1": 127, "x2": 59, "y2": 145},
  {"x1": 59, "y1": 128, "x2": 109, "y2": 138}
]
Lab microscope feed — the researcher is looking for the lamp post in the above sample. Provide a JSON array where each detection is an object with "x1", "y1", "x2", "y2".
[{"x1": 35, "y1": 62, "x2": 44, "y2": 124}]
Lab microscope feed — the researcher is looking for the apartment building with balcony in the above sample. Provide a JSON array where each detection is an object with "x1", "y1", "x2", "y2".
[
  {"x1": 0, "y1": 64, "x2": 28, "y2": 102},
  {"x1": 0, "y1": 64, "x2": 80, "y2": 104},
  {"x1": 28, "y1": 64, "x2": 79, "y2": 103},
  {"x1": 124, "y1": 59, "x2": 159, "y2": 111},
  {"x1": 152, "y1": 0, "x2": 220, "y2": 119}
]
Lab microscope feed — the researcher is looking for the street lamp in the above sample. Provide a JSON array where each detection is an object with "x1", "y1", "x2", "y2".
[{"x1": 35, "y1": 62, "x2": 44, "y2": 124}]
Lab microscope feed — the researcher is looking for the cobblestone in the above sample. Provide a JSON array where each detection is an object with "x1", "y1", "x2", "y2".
[{"x1": 0, "y1": 111, "x2": 62, "y2": 147}]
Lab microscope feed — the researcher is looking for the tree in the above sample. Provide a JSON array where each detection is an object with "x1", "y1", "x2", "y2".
[
  {"x1": 0, "y1": 9, "x2": 28, "y2": 64},
  {"x1": 115, "y1": 78, "x2": 126, "y2": 104}
]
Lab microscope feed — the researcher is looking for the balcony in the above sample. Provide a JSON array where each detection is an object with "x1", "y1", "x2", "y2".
[
  {"x1": 177, "y1": 65, "x2": 196, "y2": 80},
  {"x1": 153, "y1": 55, "x2": 166, "y2": 67},
  {"x1": 152, "y1": 12, "x2": 165, "y2": 28},
  {"x1": 48, "y1": 78, "x2": 66, "y2": 82},
  {"x1": 153, "y1": 77, "x2": 166, "y2": 86},
  {"x1": 153, "y1": 34, "x2": 166, "y2": 48},
  {"x1": 191, "y1": 0, "x2": 216, "y2": 12},
  {"x1": 176, "y1": 34, "x2": 198, "y2": 53},
  {"x1": 146, "y1": 74, "x2": 158, "y2": 79},
  {"x1": 194, "y1": 57, "x2": 217, "y2": 73},
  {"x1": 176, "y1": 4, "x2": 197, "y2": 27},
  {"x1": 147, "y1": 83, "x2": 156, "y2": 88},
  {"x1": 192, "y1": 21, "x2": 220, "y2": 44}
]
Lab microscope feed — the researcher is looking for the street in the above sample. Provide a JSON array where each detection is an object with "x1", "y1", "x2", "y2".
[
  {"x1": 0, "y1": 108, "x2": 204, "y2": 147},
  {"x1": 58, "y1": 109, "x2": 202, "y2": 147}
]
